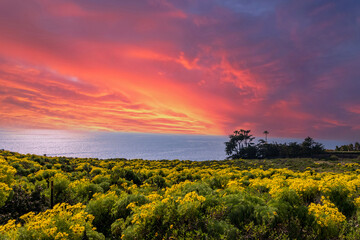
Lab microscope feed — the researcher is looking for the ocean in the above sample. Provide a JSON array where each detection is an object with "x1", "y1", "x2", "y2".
[
  {"x1": 0, "y1": 129, "x2": 350, "y2": 161},
  {"x1": 0, "y1": 130, "x2": 228, "y2": 161}
]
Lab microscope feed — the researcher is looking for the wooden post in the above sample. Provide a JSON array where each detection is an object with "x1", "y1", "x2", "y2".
[{"x1": 50, "y1": 180, "x2": 54, "y2": 208}]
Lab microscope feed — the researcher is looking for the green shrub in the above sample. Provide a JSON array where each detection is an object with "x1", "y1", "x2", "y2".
[
  {"x1": 86, "y1": 191, "x2": 119, "y2": 237},
  {"x1": 327, "y1": 185, "x2": 356, "y2": 218},
  {"x1": 112, "y1": 194, "x2": 149, "y2": 220}
]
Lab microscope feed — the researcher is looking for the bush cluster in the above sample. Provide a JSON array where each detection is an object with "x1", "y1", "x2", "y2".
[{"x1": 225, "y1": 130, "x2": 325, "y2": 159}]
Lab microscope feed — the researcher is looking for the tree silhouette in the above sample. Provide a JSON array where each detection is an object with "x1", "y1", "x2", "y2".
[
  {"x1": 336, "y1": 142, "x2": 360, "y2": 151},
  {"x1": 349, "y1": 143, "x2": 354, "y2": 151},
  {"x1": 225, "y1": 129, "x2": 255, "y2": 159},
  {"x1": 263, "y1": 130, "x2": 269, "y2": 143},
  {"x1": 226, "y1": 129, "x2": 325, "y2": 159},
  {"x1": 301, "y1": 137, "x2": 324, "y2": 156},
  {"x1": 355, "y1": 142, "x2": 360, "y2": 151}
]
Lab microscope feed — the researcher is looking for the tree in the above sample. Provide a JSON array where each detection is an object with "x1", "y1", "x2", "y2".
[
  {"x1": 257, "y1": 139, "x2": 279, "y2": 159},
  {"x1": 263, "y1": 131, "x2": 269, "y2": 143},
  {"x1": 335, "y1": 142, "x2": 360, "y2": 152},
  {"x1": 349, "y1": 143, "x2": 354, "y2": 151},
  {"x1": 225, "y1": 129, "x2": 255, "y2": 159},
  {"x1": 301, "y1": 137, "x2": 325, "y2": 156},
  {"x1": 355, "y1": 142, "x2": 360, "y2": 151}
]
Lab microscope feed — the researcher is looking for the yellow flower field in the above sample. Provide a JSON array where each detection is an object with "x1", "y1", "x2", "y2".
[{"x1": 0, "y1": 150, "x2": 360, "y2": 239}]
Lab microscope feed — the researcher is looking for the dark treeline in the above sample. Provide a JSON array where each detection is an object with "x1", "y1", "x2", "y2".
[
  {"x1": 335, "y1": 142, "x2": 360, "y2": 151},
  {"x1": 225, "y1": 129, "x2": 325, "y2": 159}
]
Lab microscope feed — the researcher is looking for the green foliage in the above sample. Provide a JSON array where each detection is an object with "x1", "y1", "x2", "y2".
[
  {"x1": 69, "y1": 179, "x2": 103, "y2": 203},
  {"x1": 86, "y1": 192, "x2": 119, "y2": 236},
  {"x1": 52, "y1": 173, "x2": 71, "y2": 204},
  {"x1": 112, "y1": 194, "x2": 149, "y2": 220},
  {"x1": 111, "y1": 167, "x2": 142, "y2": 185},
  {"x1": 144, "y1": 175, "x2": 167, "y2": 189},
  {"x1": 0, "y1": 184, "x2": 11, "y2": 209},
  {"x1": 327, "y1": 185, "x2": 356, "y2": 218},
  {"x1": 0, "y1": 185, "x2": 47, "y2": 224}
]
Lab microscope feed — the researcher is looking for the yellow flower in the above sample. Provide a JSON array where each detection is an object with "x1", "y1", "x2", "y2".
[{"x1": 308, "y1": 197, "x2": 346, "y2": 227}]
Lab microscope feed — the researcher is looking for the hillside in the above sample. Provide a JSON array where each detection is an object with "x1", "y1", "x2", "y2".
[{"x1": 0, "y1": 150, "x2": 360, "y2": 239}]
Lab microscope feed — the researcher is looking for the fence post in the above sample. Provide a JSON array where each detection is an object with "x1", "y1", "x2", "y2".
[{"x1": 50, "y1": 180, "x2": 54, "y2": 208}]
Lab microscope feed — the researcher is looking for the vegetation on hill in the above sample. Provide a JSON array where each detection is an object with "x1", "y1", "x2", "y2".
[
  {"x1": 335, "y1": 142, "x2": 360, "y2": 152},
  {"x1": 225, "y1": 129, "x2": 325, "y2": 159},
  {"x1": 0, "y1": 150, "x2": 360, "y2": 239}
]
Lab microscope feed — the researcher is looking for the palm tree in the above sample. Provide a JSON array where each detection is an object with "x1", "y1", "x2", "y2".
[{"x1": 263, "y1": 130, "x2": 269, "y2": 143}]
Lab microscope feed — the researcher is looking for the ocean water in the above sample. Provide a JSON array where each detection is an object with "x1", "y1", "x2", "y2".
[
  {"x1": 0, "y1": 129, "x2": 350, "y2": 161},
  {"x1": 0, "y1": 130, "x2": 228, "y2": 161}
]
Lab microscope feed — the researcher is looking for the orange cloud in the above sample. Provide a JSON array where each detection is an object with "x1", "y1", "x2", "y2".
[{"x1": 0, "y1": 59, "x2": 219, "y2": 134}]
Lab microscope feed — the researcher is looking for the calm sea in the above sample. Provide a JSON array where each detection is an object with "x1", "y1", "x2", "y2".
[{"x1": 0, "y1": 129, "x2": 350, "y2": 161}]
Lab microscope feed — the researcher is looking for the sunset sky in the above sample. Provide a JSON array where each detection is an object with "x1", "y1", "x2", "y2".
[{"x1": 0, "y1": 0, "x2": 360, "y2": 140}]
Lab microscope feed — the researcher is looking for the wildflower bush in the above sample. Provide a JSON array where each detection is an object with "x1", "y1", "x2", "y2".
[
  {"x1": 1, "y1": 150, "x2": 360, "y2": 239},
  {"x1": 0, "y1": 203, "x2": 104, "y2": 240}
]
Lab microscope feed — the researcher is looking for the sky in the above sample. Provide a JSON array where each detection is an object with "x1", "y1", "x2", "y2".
[{"x1": 0, "y1": 0, "x2": 359, "y2": 141}]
